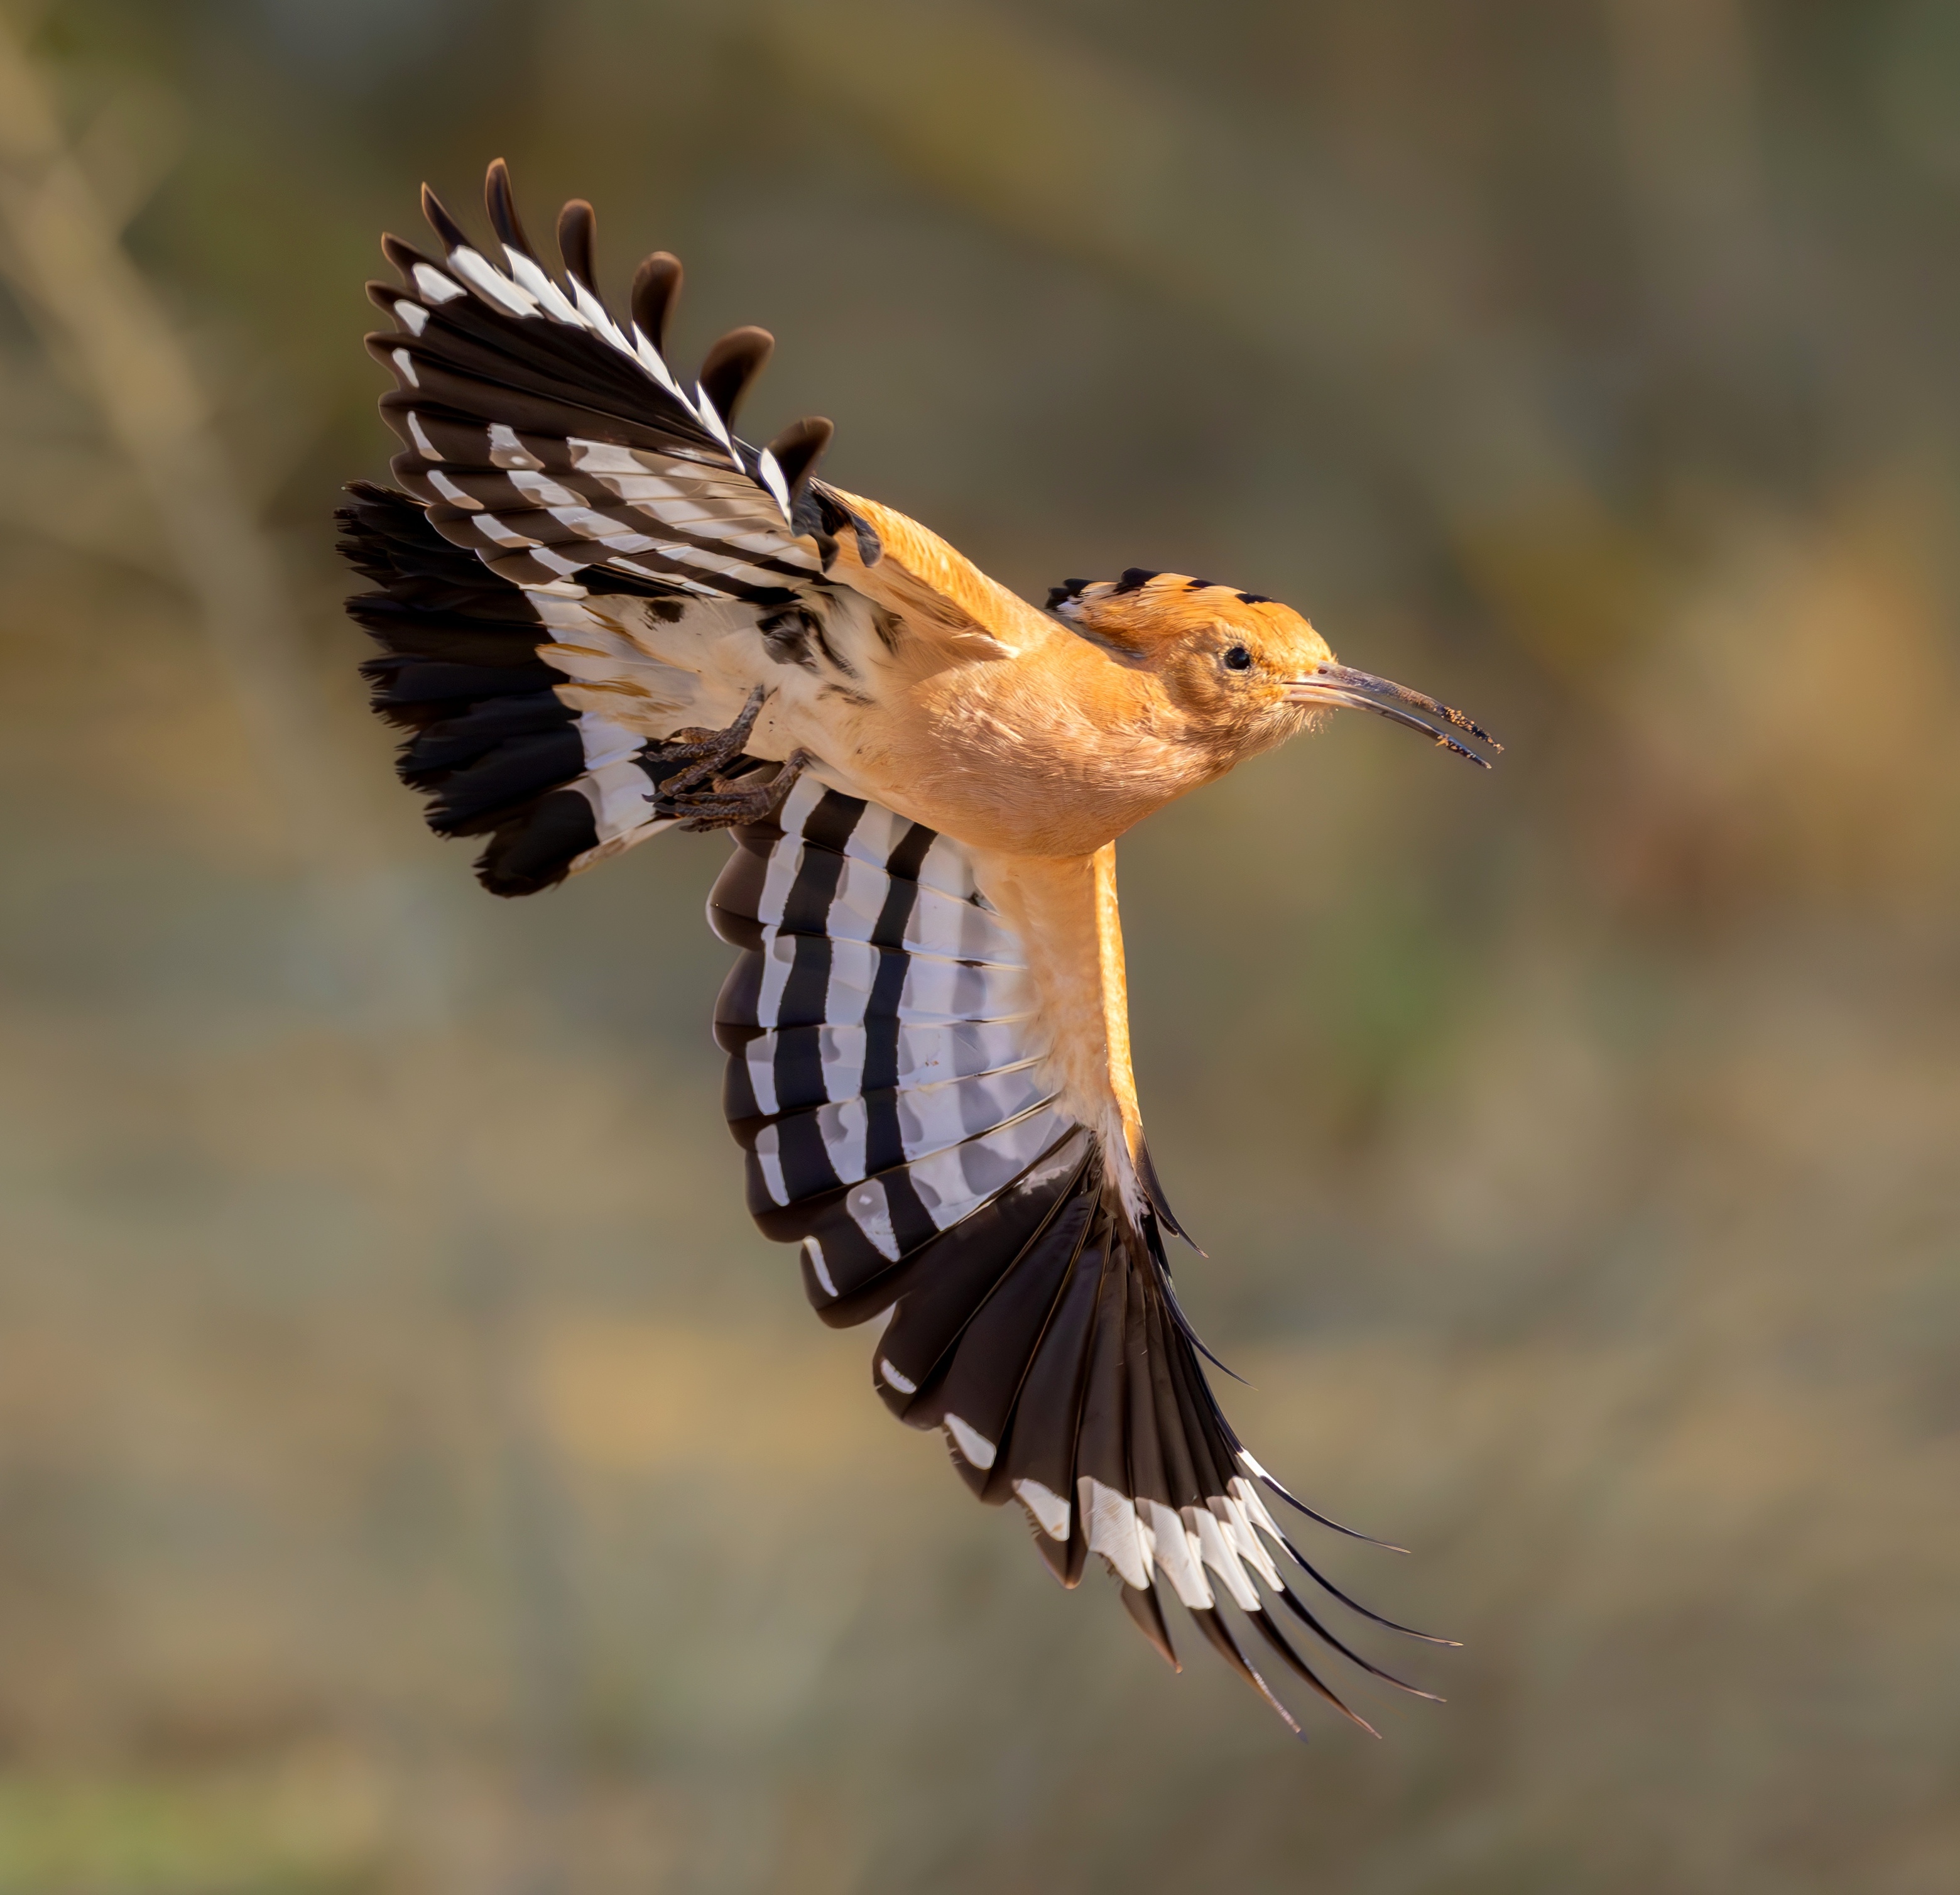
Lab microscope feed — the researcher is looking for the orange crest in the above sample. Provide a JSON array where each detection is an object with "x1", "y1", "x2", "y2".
[{"x1": 1046, "y1": 567, "x2": 1305, "y2": 660}]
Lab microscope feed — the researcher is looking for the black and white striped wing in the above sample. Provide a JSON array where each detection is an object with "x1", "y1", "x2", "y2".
[
  {"x1": 709, "y1": 777, "x2": 1449, "y2": 1735},
  {"x1": 366, "y1": 166, "x2": 833, "y2": 608},
  {"x1": 349, "y1": 164, "x2": 865, "y2": 893}
]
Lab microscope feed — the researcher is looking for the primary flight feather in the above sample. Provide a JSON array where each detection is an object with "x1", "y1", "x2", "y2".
[{"x1": 339, "y1": 160, "x2": 1497, "y2": 1737}]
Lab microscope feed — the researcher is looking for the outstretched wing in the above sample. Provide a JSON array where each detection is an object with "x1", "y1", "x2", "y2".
[
  {"x1": 350, "y1": 161, "x2": 1039, "y2": 893},
  {"x1": 709, "y1": 775, "x2": 1450, "y2": 1735},
  {"x1": 368, "y1": 161, "x2": 839, "y2": 606}
]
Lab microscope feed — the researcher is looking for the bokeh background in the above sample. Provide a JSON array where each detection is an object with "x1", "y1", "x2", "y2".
[{"x1": 1, "y1": 1, "x2": 1957, "y2": 1889}]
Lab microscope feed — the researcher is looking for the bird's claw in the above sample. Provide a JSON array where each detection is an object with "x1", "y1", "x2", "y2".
[
  {"x1": 651, "y1": 685, "x2": 767, "y2": 799},
  {"x1": 645, "y1": 685, "x2": 811, "y2": 827},
  {"x1": 667, "y1": 750, "x2": 814, "y2": 833}
]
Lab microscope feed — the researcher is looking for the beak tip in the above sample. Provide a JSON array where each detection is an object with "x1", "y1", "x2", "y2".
[{"x1": 1300, "y1": 665, "x2": 1501, "y2": 765}]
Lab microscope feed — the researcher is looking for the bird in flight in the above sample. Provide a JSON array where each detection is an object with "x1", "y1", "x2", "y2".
[{"x1": 340, "y1": 161, "x2": 1497, "y2": 1737}]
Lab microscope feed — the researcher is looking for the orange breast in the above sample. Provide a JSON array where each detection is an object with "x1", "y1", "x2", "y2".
[{"x1": 805, "y1": 633, "x2": 1224, "y2": 856}]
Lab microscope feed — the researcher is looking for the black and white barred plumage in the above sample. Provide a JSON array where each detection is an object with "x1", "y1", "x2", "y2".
[
  {"x1": 338, "y1": 162, "x2": 1451, "y2": 1737},
  {"x1": 707, "y1": 780, "x2": 1445, "y2": 1724}
]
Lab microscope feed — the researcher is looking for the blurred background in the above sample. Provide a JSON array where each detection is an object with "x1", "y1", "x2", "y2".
[{"x1": 1, "y1": 0, "x2": 1956, "y2": 1889}]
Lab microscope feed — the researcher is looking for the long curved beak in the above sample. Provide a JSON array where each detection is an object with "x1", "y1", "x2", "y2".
[{"x1": 1283, "y1": 664, "x2": 1502, "y2": 768}]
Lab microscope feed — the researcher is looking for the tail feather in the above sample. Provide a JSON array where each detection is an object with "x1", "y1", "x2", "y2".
[{"x1": 337, "y1": 481, "x2": 720, "y2": 895}]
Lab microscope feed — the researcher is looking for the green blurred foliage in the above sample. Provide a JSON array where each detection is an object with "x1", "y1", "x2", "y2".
[{"x1": 1, "y1": 1, "x2": 1957, "y2": 1891}]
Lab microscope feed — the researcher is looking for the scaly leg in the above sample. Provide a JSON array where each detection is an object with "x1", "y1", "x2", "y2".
[
  {"x1": 665, "y1": 750, "x2": 815, "y2": 833},
  {"x1": 650, "y1": 684, "x2": 767, "y2": 799},
  {"x1": 645, "y1": 689, "x2": 816, "y2": 831}
]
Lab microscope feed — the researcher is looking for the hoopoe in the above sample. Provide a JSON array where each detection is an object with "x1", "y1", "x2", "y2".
[{"x1": 339, "y1": 161, "x2": 1497, "y2": 1737}]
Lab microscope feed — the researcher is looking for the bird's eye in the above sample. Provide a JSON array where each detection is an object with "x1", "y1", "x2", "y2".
[{"x1": 1222, "y1": 645, "x2": 1253, "y2": 672}]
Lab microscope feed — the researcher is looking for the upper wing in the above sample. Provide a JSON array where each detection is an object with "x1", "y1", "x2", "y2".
[
  {"x1": 709, "y1": 774, "x2": 1449, "y2": 1735},
  {"x1": 364, "y1": 159, "x2": 1038, "y2": 649},
  {"x1": 347, "y1": 161, "x2": 1048, "y2": 890},
  {"x1": 368, "y1": 170, "x2": 827, "y2": 606}
]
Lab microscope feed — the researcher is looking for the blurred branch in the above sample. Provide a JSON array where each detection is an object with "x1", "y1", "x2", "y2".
[
  {"x1": 0, "y1": 435, "x2": 170, "y2": 576},
  {"x1": 0, "y1": 12, "x2": 454, "y2": 1022},
  {"x1": 0, "y1": 18, "x2": 349, "y2": 858},
  {"x1": 72, "y1": 70, "x2": 187, "y2": 235}
]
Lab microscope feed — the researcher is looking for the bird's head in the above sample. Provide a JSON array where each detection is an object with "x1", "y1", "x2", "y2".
[{"x1": 1047, "y1": 568, "x2": 1500, "y2": 769}]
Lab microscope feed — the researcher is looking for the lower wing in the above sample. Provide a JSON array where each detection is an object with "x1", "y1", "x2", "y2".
[{"x1": 709, "y1": 772, "x2": 1451, "y2": 1735}]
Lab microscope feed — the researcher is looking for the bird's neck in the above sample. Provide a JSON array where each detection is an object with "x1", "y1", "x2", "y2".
[{"x1": 890, "y1": 632, "x2": 1235, "y2": 853}]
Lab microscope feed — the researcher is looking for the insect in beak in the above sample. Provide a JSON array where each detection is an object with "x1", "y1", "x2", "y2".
[{"x1": 1282, "y1": 665, "x2": 1502, "y2": 768}]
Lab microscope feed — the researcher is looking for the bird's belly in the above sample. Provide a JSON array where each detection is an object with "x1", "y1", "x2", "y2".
[{"x1": 778, "y1": 705, "x2": 1182, "y2": 858}]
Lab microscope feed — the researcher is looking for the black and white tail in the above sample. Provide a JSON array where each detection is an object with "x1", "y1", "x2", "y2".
[{"x1": 340, "y1": 483, "x2": 726, "y2": 892}]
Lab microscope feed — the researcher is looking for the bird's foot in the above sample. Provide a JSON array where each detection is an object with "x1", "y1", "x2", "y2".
[
  {"x1": 651, "y1": 685, "x2": 767, "y2": 799},
  {"x1": 666, "y1": 749, "x2": 815, "y2": 833}
]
